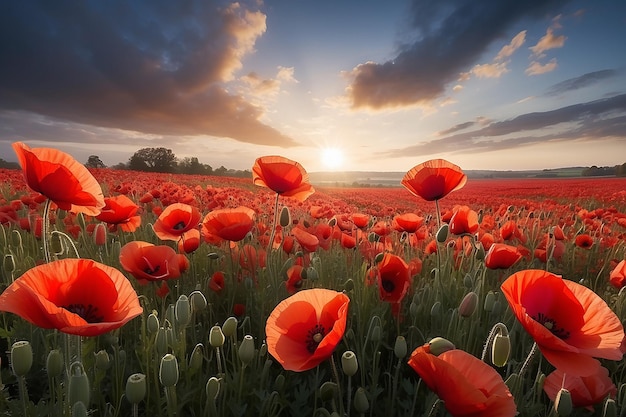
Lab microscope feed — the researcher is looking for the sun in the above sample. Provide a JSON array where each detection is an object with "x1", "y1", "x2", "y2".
[{"x1": 320, "y1": 147, "x2": 345, "y2": 170}]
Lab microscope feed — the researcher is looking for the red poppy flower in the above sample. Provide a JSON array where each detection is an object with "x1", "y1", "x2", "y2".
[
  {"x1": 265, "y1": 288, "x2": 350, "y2": 371},
  {"x1": 177, "y1": 229, "x2": 201, "y2": 254},
  {"x1": 449, "y1": 205, "x2": 479, "y2": 235},
  {"x1": 376, "y1": 253, "x2": 410, "y2": 304},
  {"x1": 96, "y1": 195, "x2": 141, "y2": 232},
  {"x1": 351, "y1": 213, "x2": 370, "y2": 229},
  {"x1": 484, "y1": 243, "x2": 523, "y2": 270},
  {"x1": 609, "y1": 260, "x2": 626, "y2": 289},
  {"x1": 575, "y1": 234, "x2": 594, "y2": 249},
  {"x1": 339, "y1": 232, "x2": 356, "y2": 249},
  {"x1": 252, "y1": 156, "x2": 315, "y2": 202},
  {"x1": 407, "y1": 343, "x2": 516, "y2": 417},
  {"x1": 153, "y1": 203, "x2": 201, "y2": 242},
  {"x1": 209, "y1": 271, "x2": 225, "y2": 293},
  {"x1": 543, "y1": 366, "x2": 617, "y2": 411},
  {"x1": 285, "y1": 265, "x2": 305, "y2": 294},
  {"x1": 292, "y1": 226, "x2": 320, "y2": 252},
  {"x1": 401, "y1": 159, "x2": 467, "y2": 201},
  {"x1": 533, "y1": 234, "x2": 566, "y2": 263},
  {"x1": 500, "y1": 220, "x2": 526, "y2": 243},
  {"x1": 201, "y1": 206, "x2": 256, "y2": 243},
  {"x1": 0, "y1": 259, "x2": 142, "y2": 337},
  {"x1": 119, "y1": 241, "x2": 188, "y2": 284},
  {"x1": 501, "y1": 269, "x2": 624, "y2": 376},
  {"x1": 12, "y1": 142, "x2": 105, "y2": 216},
  {"x1": 392, "y1": 213, "x2": 424, "y2": 233}
]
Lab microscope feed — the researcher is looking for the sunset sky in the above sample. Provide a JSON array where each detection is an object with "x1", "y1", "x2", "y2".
[{"x1": 1, "y1": 0, "x2": 625, "y2": 173}]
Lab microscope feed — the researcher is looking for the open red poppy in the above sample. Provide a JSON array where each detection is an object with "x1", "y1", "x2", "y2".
[
  {"x1": 291, "y1": 226, "x2": 320, "y2": 252},
  {"x1": 12, "y1": 142, "x2": 105, "y2": 216},
  {"x1": 448, "y1": 205, "x2": 479, "y2": 235},
  {"x1": 153, "y1": 203, "x2": 201, "y2": 241},
  {"x1": 265, "y1": 288, "x2": 350, "y2": 371},
  {"x1": 407, "y1": 343, "x2": 517, "y2": 417},
  {"x1": 392, "y1": 212, "x2": 424, "y2": 233},
  {"x1": 543, "y1": 366, "x2": 617, "y2": 411},
  {"x1": 119, "y1": 241, "x2": 188, "y2": 284},
  {"x1": 501, "y1": 269, "x2": 624, "y2": 376},
  {"x1": 252, "y1": 156, "x2": 315, "y2": 202},
  {"x1": 0, "y1": 259, "x2": 142, "y2": 336},
  {"x1": 401, "y1": 159, "x2": 467, "y2": 202},
  {"x1": 484, "y1": 243, "x2": 523, "y2": 270},
  {"x1": 575, "y1": 234, "x2": 594, "y2": 249},
  {"x1": 96, "y1": 194, "x2": 141, "y2": 232},
  {"x1": 201, "y1": 206, "x2": 256, "y2": 242},
  {"x1": 376, "y1": 253, "x2": 411, "y2": 304},
  {"x1": 609, "y1": 260, "x2": 626, "y2": 289}
]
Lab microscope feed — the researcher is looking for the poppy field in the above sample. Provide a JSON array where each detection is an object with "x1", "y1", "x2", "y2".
[{"x1": 1, "y1": 143, "x2": 626, "y2": 417}]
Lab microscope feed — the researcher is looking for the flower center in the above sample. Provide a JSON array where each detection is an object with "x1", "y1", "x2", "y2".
[
  {"x1": 173, "y1": 221, "x2": 186, "y2": 230},
  {"x1": 533, "y1": 312, "x2": 570, "y2": 339},
  {"x1": 381, "y1": 279, "x2": 395, "y2": 293},
  {"x1": 305, "y1": 324, "x2": 326, "y2": 353},
  {"x1": 64, "y1": 303, "x2": 104, "y2": 323},
  {"x1": 142, "y1": 257, "x2": 170, "y2": 279}
]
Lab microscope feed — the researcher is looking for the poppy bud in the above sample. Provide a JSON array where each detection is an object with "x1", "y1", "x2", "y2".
[
  {"x1": 436, "y1": 224, "x2": 448, "y2": 243},
  {"x1": 159, "y1": 354, "x2": 179, "y2": 387},
  {"x1": 344, "y1": 278, "x2": 354, "y2": 291},
  {"x1": 279, "y1": 206, "x2": 291, "y2": 227},
  {"x1": 554, "y1": 388, "x2": 573, "y2": 416},
  {"x1": 505, "y1": 372, "x2": 521, "y2": 393},
  {"x1": 238, "y1": 335, "x2": 255, "y2": 366},
  {"x1": 207, "y1": 252, "x2": 220, "y2": 260},
  {"x1": 188, "y1": 343, "x2": 204, "y2": 372},
  {"x1": 374, "y1": 252, "x2": 384, "y2": 263},
  {"x1": 209, "y1": 325, "x2": 225, "y2": 348},
  {"x1": 155, "y1": 327, "x2": 168, "y2": 356},
  {"x1": 534, "y1": 373, "x2": 545, "y2": 397},
  {"x1": 175, "y1": 295, "x2": 191, "y2": 329},
  {"x1": 428, "y1": 337, "x2": 455, "y2": 356},
  {"x1": 147, "y1": 311, "x2": 159, "y2": 334},
  {"x1": 319, "y1": 381, "x2": 338, "y2": 401},
  {"x1": 126, "y1": 373, "x2": 147, "y2": 405},
  {"x1": 354, "y1": 387, "x2": 369, "y2": 413},
  {"x1": 475, "y1": 243, "x2": 485, "y2": 261},
  {"x1": 491, "y1": 333, "x2": 511, "y2": 367},
  {"x1": 274, "y1": 374, "x2": 285, "y2": 391},
  {"x1": 206, "y1": 376, "x2": 221, "y2": 400},
  {"x1": 72, "y1": 401, "x2": 88, "y2": 417},
  {"x1": 430, "y1": 301, "x2": 442, "y2": 318},
  {"x1": 602, "y1": 398, "x2": 617, "y2": 417},
  {"x1": 463, "y1": 273, "x2": 473, "y2": 289},
  {"x1": 68, "y1": 361, "x2": 90, "y2": 407},
  {"x1": 341, "y1": 351, "x2": 358, "y2": 377},
  {"x1": 483, "y1": 291, "x2": 496, "y2": 312},
  {"x1": 328, "y1": 217, "x2": 337, "y2": 227},
  {"x1": 11, "y1": 341, "x2": 33, "y2": 377},
  {"x1": 370, "y1": 324, "x2": 382, "y2": 343},
  {"x1": 458, "y1": 292, "x2": 478, "y2": 318},
  {"x1": 95, "y1": 350, "x2": 110, "y2": 370},
  {"x1": 306, "y1": 266, "x2": 318, "y2": 281},
  {"x1": 259, "y1": 342, "x2": 268, "y2": 357},
  {"x1": 222, "y1": 317, "x2": 238, "y2": 338},
  {"x1": 409, "y1": 301, "x2": 418, "y2": 318},
  {"x1": 189, "y1": 290, "x2": 207, "y2": 311},
  {"x1": 93, "y1": 223, "x2": 107, "y2": 246},
  {"x1": 46, "y1": 349, "x2": 64, "y2": 378},
  {"x1": 394, "y1": 336, "x2": 407, "y2": 359},
  {"x1": 399, "y1": 231, "x2": 408, "y2": 243},
  {"x1": 3, "y1": 254, "x2": 15, "y2": 274}
]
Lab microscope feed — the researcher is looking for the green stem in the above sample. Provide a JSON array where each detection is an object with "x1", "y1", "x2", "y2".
[
  {"x1": 519, "y1": 342, "x2": 538, "y2": 378},
  {"x1": 18, "y1": 376, "x2": 29, "y2": 416}
]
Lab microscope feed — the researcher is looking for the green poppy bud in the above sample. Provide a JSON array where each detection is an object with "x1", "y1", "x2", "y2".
[
  {"x1": 428, "y1": 337, "x2": 455, "y2": 356},
  {"x1": 430, "y1": 301, "x2": 442, "y2": 318},
  {"x1": 279, "y1": 206, "x2": 291, "y2": 227},
  {"x1": 328, "y1": 217, "x2": 337, "y2": 227},
  {"x1": 238, "y1": 335, "x2": 256, "y2": 366},
  {"x1": 491, "y1": 334, "x2": 511, "y2": 367},
  {"x1": 436, "y1": 224, "x2": 448, "y2": 243},
  {"x1": 147, "y1": 311, "x2": 159, "y2": 334},
  {"x1": 354, "y1": 387, "x2": 369, "y2": 413},
  {"x1": 11, "y1": 341, "x2": 33, "y2": 377},
  {"x1": 341, "y1": 351, "x2": 358, "y2": 377},
  {"x1": 175, "y1": 295, "x2": 191, "y2": 329},
  {"x1": 274, "y1": 374, "x2": 285, "y2": 392},
  {"x1": 221, "y1": 317, "x2": 238, "y2": 338},
  {"x1": 463, "y1": 273, "x2": 473, "y2": 289},
  {"x1": 188, "y1": 343, "x2": 204, "y2": 372},
  {"x1": 483, "y1": 291, "x2": 496, "y2": 312},
  {"x1": 95, "y1": 350, "x2": 110, "y2": 370},
  {"x1": 394, "y1": 336, "x2": 407, "y2": 359},
  {"x1": 475, "y1": 243, "x2": 485, "y2": 261},
  {"x1": 71, "y1": 401, "x2": 88, "y2": 417},
  {"x1": 374, "y1": 252, "x2": 384, "y2": 263},
  {"x1": 505, "y1": 373, "x2": 521, "y2": 393},
  {"x1": 209, "y1": 325, "x2": 225, "y2": 348},
  {"x1": 306, "y1": 266, "x2": 318, "y2": 281},
  {"x1": 207, "y1": 252, "x2": 220, "y2": 260},
  {"x1": 3, "y1": 254, "x2": 15, "y2": 273},
  {"x1": 319, "y1": 381, "x2": 338, "y2": 401},
  {"x1": 189, "y1": 290, "x2": 207, "y2": 312},
  {"x1": 602, "y1": 398, "x2": 617, "y2": 417},
  {"x1": 344, "y1": 278, "x2": 354, "y2": 292},
  {"x1": 68, "y1": 361, "x2": 90, "y2": 407},
  {"x1": 206, "y1": 376, "x2": 221, "y2": 400},
  {"x1": 409, "y1": 301, "x2": 419, "y2": 318},
  {"x1": 159, "y1": 354, "x2": 179, "y2": 387},
  {"x1": 554, "y1": 388, "x2": 573, "y2": 416},
  {"x1": 125, "y1": 373, "x2": 147, "y2": 405},
  {"x1": 46, "y1": 349, "x2": 64, "y2": 378},
  {"x1": 458, "y1": 292, "x2": 478, "y2": 318},
  {"x1": 155, "y1": 327, "x2": 168, "y2": 356}
]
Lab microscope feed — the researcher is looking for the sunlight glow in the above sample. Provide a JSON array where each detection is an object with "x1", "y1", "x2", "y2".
[{"x1": 320, "y1": 147, "x2": 345, "y2": 170}]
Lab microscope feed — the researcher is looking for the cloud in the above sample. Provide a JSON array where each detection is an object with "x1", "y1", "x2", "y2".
[
  {"x1": 384, "y1": 93, "x2": 626, "y2": 157},
  {"x1": 495, "y1": 31, "x2": 527, "y2": 61},
  {"x1": 345, "y1": 0, "x2": 572, "y2": 110},
  {"x1": 545, "y1": 69, "x2": 618, "y2": 96},
  {"x1": 0, "y1": 1, "x2": 299, "y2": 147},
  {"x1": 529, "y1": 27, "x2": 567, "y2": 57},
  {"x1": 526, "y1": 58, "x2": 558, "y2": 76},
  {"x1": 471, "y1": 62, "x2": 510, "y2": 79}
]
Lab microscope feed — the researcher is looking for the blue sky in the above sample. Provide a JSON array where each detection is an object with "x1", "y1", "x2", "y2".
[{"x1": 1, "y1": 0, "x2": 625, "y2": 173}]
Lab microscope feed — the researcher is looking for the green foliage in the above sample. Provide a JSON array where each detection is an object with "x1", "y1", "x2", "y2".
[{"x1": 128, "y1": 147, "x2": 178, "y2": 173}]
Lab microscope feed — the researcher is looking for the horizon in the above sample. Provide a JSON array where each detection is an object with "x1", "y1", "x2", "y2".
[{"x1": 1, "y1": 1, "x2": 625, "y2": 173}]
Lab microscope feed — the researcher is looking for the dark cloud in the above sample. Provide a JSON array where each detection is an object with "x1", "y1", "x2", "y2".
[
  {"x1": 544, "y1": 69, "x2": 618, "y2": 96},
  {"x1": 438, "y1": 121, "x2": 476, "y2": 136},
  {"x1": 384, "y1": 93, "x2": 626, "y2": 157},
  {"x1": 346, "y1": 0, "x2": 572, "y2": 109},
  {"x1": 0, "y1": 0, "x2": 298, "y2": 147}
]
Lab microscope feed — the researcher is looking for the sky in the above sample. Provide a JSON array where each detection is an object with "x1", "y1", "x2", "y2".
[{"x1": 1, "y1": 0, "x2": 625, "y2": 173}]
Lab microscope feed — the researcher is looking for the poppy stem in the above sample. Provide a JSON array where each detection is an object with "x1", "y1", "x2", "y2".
[
  {"x1": 518, "y1": 342, "x2": 538, "y2": 378},
  {"x1": 42, "y1": 199, "x2": 52, "y2": 263},
  {"x1": 329, "y1": 356, "x2": 344, "y2": 416}
]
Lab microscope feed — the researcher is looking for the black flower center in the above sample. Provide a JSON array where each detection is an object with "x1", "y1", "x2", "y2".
[
  {"x1": 305, "y1": 324, "x2": 326, "y2": 353},
  {"x1": 173, "y1": 221, "x2": 186, "y2": 230},
  {"x1": 532, "y1": 312, "x2": 570, "y2": 339},
  {"x1": 381, "y1": 279, "x2": 395, "y2": 293},
  {"x1": 64, "y1": 303, "x2": 104, "y2": 323},
  {"x1": 144, "y1": 264, "x2": 161, "y2": 275}
]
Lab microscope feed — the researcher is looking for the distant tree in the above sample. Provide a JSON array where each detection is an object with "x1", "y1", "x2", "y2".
[
  {"x1": 617, "y1": 163, "x2": 626, "y2": 177},
  {"x1": 214, "y1": 165, "x2": 228, "y2": 176},
  {"x1": 177, "y1": 157, "x2": 213, "y2": 175},
  {"x1": 85, "y1": 155, "x2": 106, "y2": 169},
  {"x1": 110, "y1": 162, "x2": 128, "y2": 170},
  {"x1": 128, "y1": 148, "x2": 177, "y2": 173},
  {"x1": 0, "y1": 158, "x2": 19, "y2": 169}
]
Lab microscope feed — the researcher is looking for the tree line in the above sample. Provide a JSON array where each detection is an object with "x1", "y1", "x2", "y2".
[
  {"x1": 83, "y1": 147, "x2": 252, "y2": 178},
  {"x1": 581, "y1": 164, "x2": 626, "y2": 177}
]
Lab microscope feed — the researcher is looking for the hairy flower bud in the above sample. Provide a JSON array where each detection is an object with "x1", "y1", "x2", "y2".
[
  {"x1": 341, "y1": 351, "x2": 358, "y2": 377},
  {"x1": 68, "y1": 362, "x2": 90, "y2": 407},
  {"x1": 175, "y1": 295, "x2": 191, "y2": 329},
  {"x1": 436, "y1": 224, "x2": 449, "y2": 243},
  {"x1": 279, "y1": 206, "x2": 291, "y2": 227},
  {"x1": 206, "y1": 376, "x2": 221, "y2": 400},
  {"x1": 491, "y1": 333, "x2": 511, "y2": 367},
  {"x1": 46, "y1": 349, "x2": 64, "y2": 378},
  {"x1": 159, "y1": 354, "x2": 179, "y2": 387},
  {"x1": 394, "y1": 336, "x2": 407, "y2": 359},
  {"x1": 147, "y1": 311, "x2": 159, "y2": 334},
  {"x1": 209, "y1": 325, "x2": 225, "y2": 348},
  {"x1": 459, "y1": 291, "x2": 479, "y2": 318},
  {"x1": 11, "y1": 341, "x2": 33, "y2": 377},
  {"x1": 554, "y1": 388, "x2": 573, "y2": 416},
  {"x1": 428, "y1": 337, "x2": 455, "y2": 356},
  {"x1": 222, "y1": 317, "x2": 238, "y2": 338},
  {"x1": 354, "y1": 387, "x2": 369, "y2": 413},
  {"x1": 238, "y1": 335, "x2": 256, "y2": 366},
  {"x1": 125, "y1": 373, "x2": 147, "y2": 405},
  {"x1": 189, "y1": 290, "x2": 207, "y2": 311}
]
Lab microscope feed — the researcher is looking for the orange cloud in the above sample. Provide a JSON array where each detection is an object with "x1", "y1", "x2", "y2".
[
  {"x1": 526, "y1": 59, "x2": 558, "y2": 76},
  {"x1": 529, "y1": 28, "x2": 567, "y2": 57}
]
